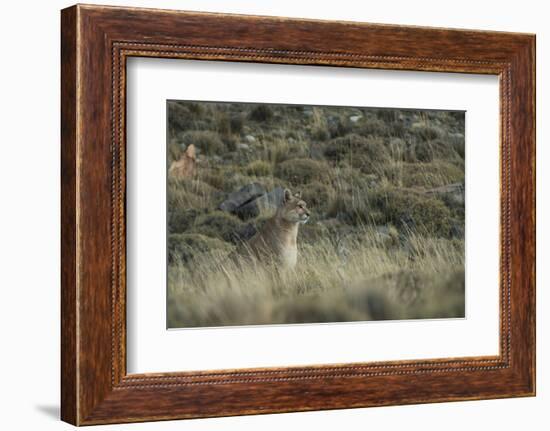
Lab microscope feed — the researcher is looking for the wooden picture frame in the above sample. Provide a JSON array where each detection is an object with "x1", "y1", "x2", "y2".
[{"x1": 61, "y1": 4, "x2": 535, "y2": 425}]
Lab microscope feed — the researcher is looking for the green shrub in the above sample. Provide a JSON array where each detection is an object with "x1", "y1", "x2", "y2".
[
  {"x1": 324, "y1": 134, "x2": 390, "y2": 174},
  {"x1": 411, "y1": 123, "x2": 444, "y2": 142},
  {"x1": 299, "y1": 222, "x2": 330, "y2": 244},
  {"x1": 402, "y1": 162, "x2": 464, "y2": 188},
  {"x1": 230, "y1": 113, "x2": 245, "y2": 135},
  {"x1": 167, "y1": 233, "x2": 232, "y2": 263},
  {"x1": 185, "y1": 102, "x2": 205, "y2": 116},
  {"x1": 192, "y1": 211, "x2": 244, "y2": 243},
  {"x1": 168, "y1": 178, "x2": 219, "y2": 210},
  {"x1": 214, "y1": 111, "x2": 232, "y2": 137},
  {"x1": 245, "y1": 160, "x2": 273, "y2": 177},
  {"x1": 312, "y1": 126, "x2": 330, "y2": 141},
  {"x1": 413, "y1": 138, "x2": 461, "y2": 163},
  {"x1": 369, "y1": 188, "x2": 453, "y2": 237},
  {"x1": 448, "y1": 133, "x2": 465, "y2": 159},
  {"x1": 352, "y1": 140, "x2": 391, "y2": 174},
  {"x1": 181, "y1": 130, "x2": 224, "y2": 155},
  {"x1": 275, "y1": 158, "x2": 331, "y2": 186},
  {"x1": 326, "y1": 192, "x2": 377, "y2": 225},
  {"x1": 263, "y1": 138, "x2": 309, "y2": 164},
  {"x1": 167, "y1": 101, "x2": 208, "y2": 137},
  {"x1": 301, "y1": 181, "x2": 331, "y2": 213},
  {"x1": 324, "y1": 134, "x2": 365, "y2": 161},
  {"x1": 327, "y1": 115, "x2": 352, "y2": 138},
  {"x1": 376, "y1": 108, "x2": 399, "y2": 123},
  {"x1": 168, "y1": 208, "x2": 203, "y2": 234},
  {"x1": 249, "y1": 105, "x2": 273, "y2": 122},
  {"x1": 167, "y1": 102, "x2": 193, "y2": 134},
  {"x1": 167, "y1": 141, "x2": 182, "y2": 165},
  {"x1": 358, "y1": 117, "x2": 390, "y2": 137}
]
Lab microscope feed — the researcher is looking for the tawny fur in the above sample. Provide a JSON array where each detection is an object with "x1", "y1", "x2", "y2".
[
  {"x1": 236, "y1": 189, "x2": 310, "y2": 271},
  {"x1": 169, "y1": 144, "x2": 196, "y2": 178}
]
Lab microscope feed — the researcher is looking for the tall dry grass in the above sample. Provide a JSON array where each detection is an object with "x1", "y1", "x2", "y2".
[{"x1": 167, "y1": 226, "x2": 464, "y2": 328}]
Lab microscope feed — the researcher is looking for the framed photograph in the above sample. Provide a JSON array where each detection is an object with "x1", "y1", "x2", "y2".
[{"x1": 61, "y1": 4, "x2": 535, "y2": 425}]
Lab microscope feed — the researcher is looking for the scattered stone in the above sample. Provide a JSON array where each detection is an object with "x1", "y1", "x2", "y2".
[
  {"x1": 237, "y1": 143, "x2": 250, "y2": 151},
  {"x1": 218, "y1": 183, "x2": 266, "y2": 213},
  {"x1": 349, "y1": 115, "x2": 362, "y2": 123},
  {"x1": 244, "y1": 135, "x2": 256, "y2": 143}
]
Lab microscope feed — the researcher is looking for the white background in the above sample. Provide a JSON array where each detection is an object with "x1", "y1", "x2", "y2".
[
  {"x1": 127, "y1": 59, "x2": 500, "y2": 373},
  {"x1": 0, "y1": 0, "x2": 547, "y2": 430}
]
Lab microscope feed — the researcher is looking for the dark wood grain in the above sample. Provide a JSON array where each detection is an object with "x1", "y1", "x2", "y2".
[
  {"x1": 61, "y1": 4, "x2": 535, "y2": 425},
  {"x1": 60, "y1": 5, "x2": 78, "y2": 425}
]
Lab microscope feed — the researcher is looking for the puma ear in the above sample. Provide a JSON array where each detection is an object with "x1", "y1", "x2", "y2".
[{"x1": 283, "y1": 188, "x2": 293, "y2": 203}]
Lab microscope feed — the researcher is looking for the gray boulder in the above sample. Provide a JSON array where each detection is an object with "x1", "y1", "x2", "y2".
[
  {"x1": 234, "y1": 187, "x2": 285, "y2": 220},
  {"x1": 218, "y1": 183, "x2": 265, "y2": 213}
]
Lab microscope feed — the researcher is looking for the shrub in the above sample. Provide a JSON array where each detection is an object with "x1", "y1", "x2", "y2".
[
  {"x1": 324, "y1": 133, "x2": 365, "y2": 161},
  {"x1": 410, "y1": 123, "x2": 444, "y2": 142},
  {"x1": 324, "y1": 134, "x2": 390, "y2": 174},
  {"x1": 167, "y1": 233, "x2": 232, "y2": 263},
  {"x1": 299, "y1": 222, "x2": 330, "y2": 244},
  {"x1": 167, "y1": 101, "x2": 208, "y2": 137},
  {"x1": 327, "y1": 115, "x2": 352, "y2": 138},
  {"x1": 167, "y1": 141, "x2": 182, "y2": 165},
  {"x1": 214, "y1": 111, "x2": 232, "y2": 136},
  {"x1": 168, "y1": 208, "x2": 203, "y2": 234},
  {"x1": 185, "y1": 102, "x2": 205, "y2": 116},
  {"x1": 368, "y1": 188, "x2": 453, "y2": 237},
  {"x1": 301, "y1": 181, "x2": 331, "y2": 214},
  {"x1": 326, "y1": 192, "x2": 377, "y2": 225},
  {"x1": 249, "y1": 105, "x2": 273, "y2": 122},
  {"x1": 168, "y1": 178, "x2": 220, "y2": 210},
  {"x1": 401, "y1": 161, "x2": 464, "y2": 188},
  {"x1": 312, "y1": 126, "x2": 330, "y2": 141},
  {"x1": 245, "y1": 160, "x2": 273, "y2": 177},
  {"x1": 274, "y1": 158, "x2": 331, "y2": 186},
  {"x1": 413, "y1": 138, "x2": 461, "y2": 163},
  {"x1": 263, "y1": 138, "x2": 309, "y2": 164},
  {"x1": 167, "y1": 101, "x2": 193, "y2": 134},
  {"x1": 448, "y1": 133, "x2": 465, "y2": 159},
  {"x1": 352, "y1": 140, "x2": 391, "y2": 174},
  {"x1": 357, "y1": 117, "x2": 390, "y2": 137},
  {"x1": 230, "y1": 113, "x2": 245, "y2": 135},
  {"x1": 181, "y1": 130, "x2": 224, "y2": 155},
  {"x1": 192, "y1": 211, "x2": 244, "y2": 243},
  {"x1": 310, "y1": 107, "x2": 330, "y2": 141},
  {"x1": 376, "y1": 108, "x2": 399, "y2": 123}
]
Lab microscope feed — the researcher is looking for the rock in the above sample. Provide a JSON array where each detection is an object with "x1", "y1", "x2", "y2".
[
  {"x1": 244, "y1": 135, "x2": 256, "y2": 143},
  {"x1": 233, "y1": 223, "x2": 258, "y2": 243},
  {"x1": 234, "y1": 187, "x2": 285, "y2": 220},
  {"x1": 168, "y1": 144, "x2": 196, "y2": 178},
  {"x1": 349, "y1": 115, "x2": 362, "y2": 123},
  {"x1": 218, "y1": 183, "x2": 265, "y2": 213},
  {"x1": 237, "y1": 143, "x2": 250, "y2": 151}
]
